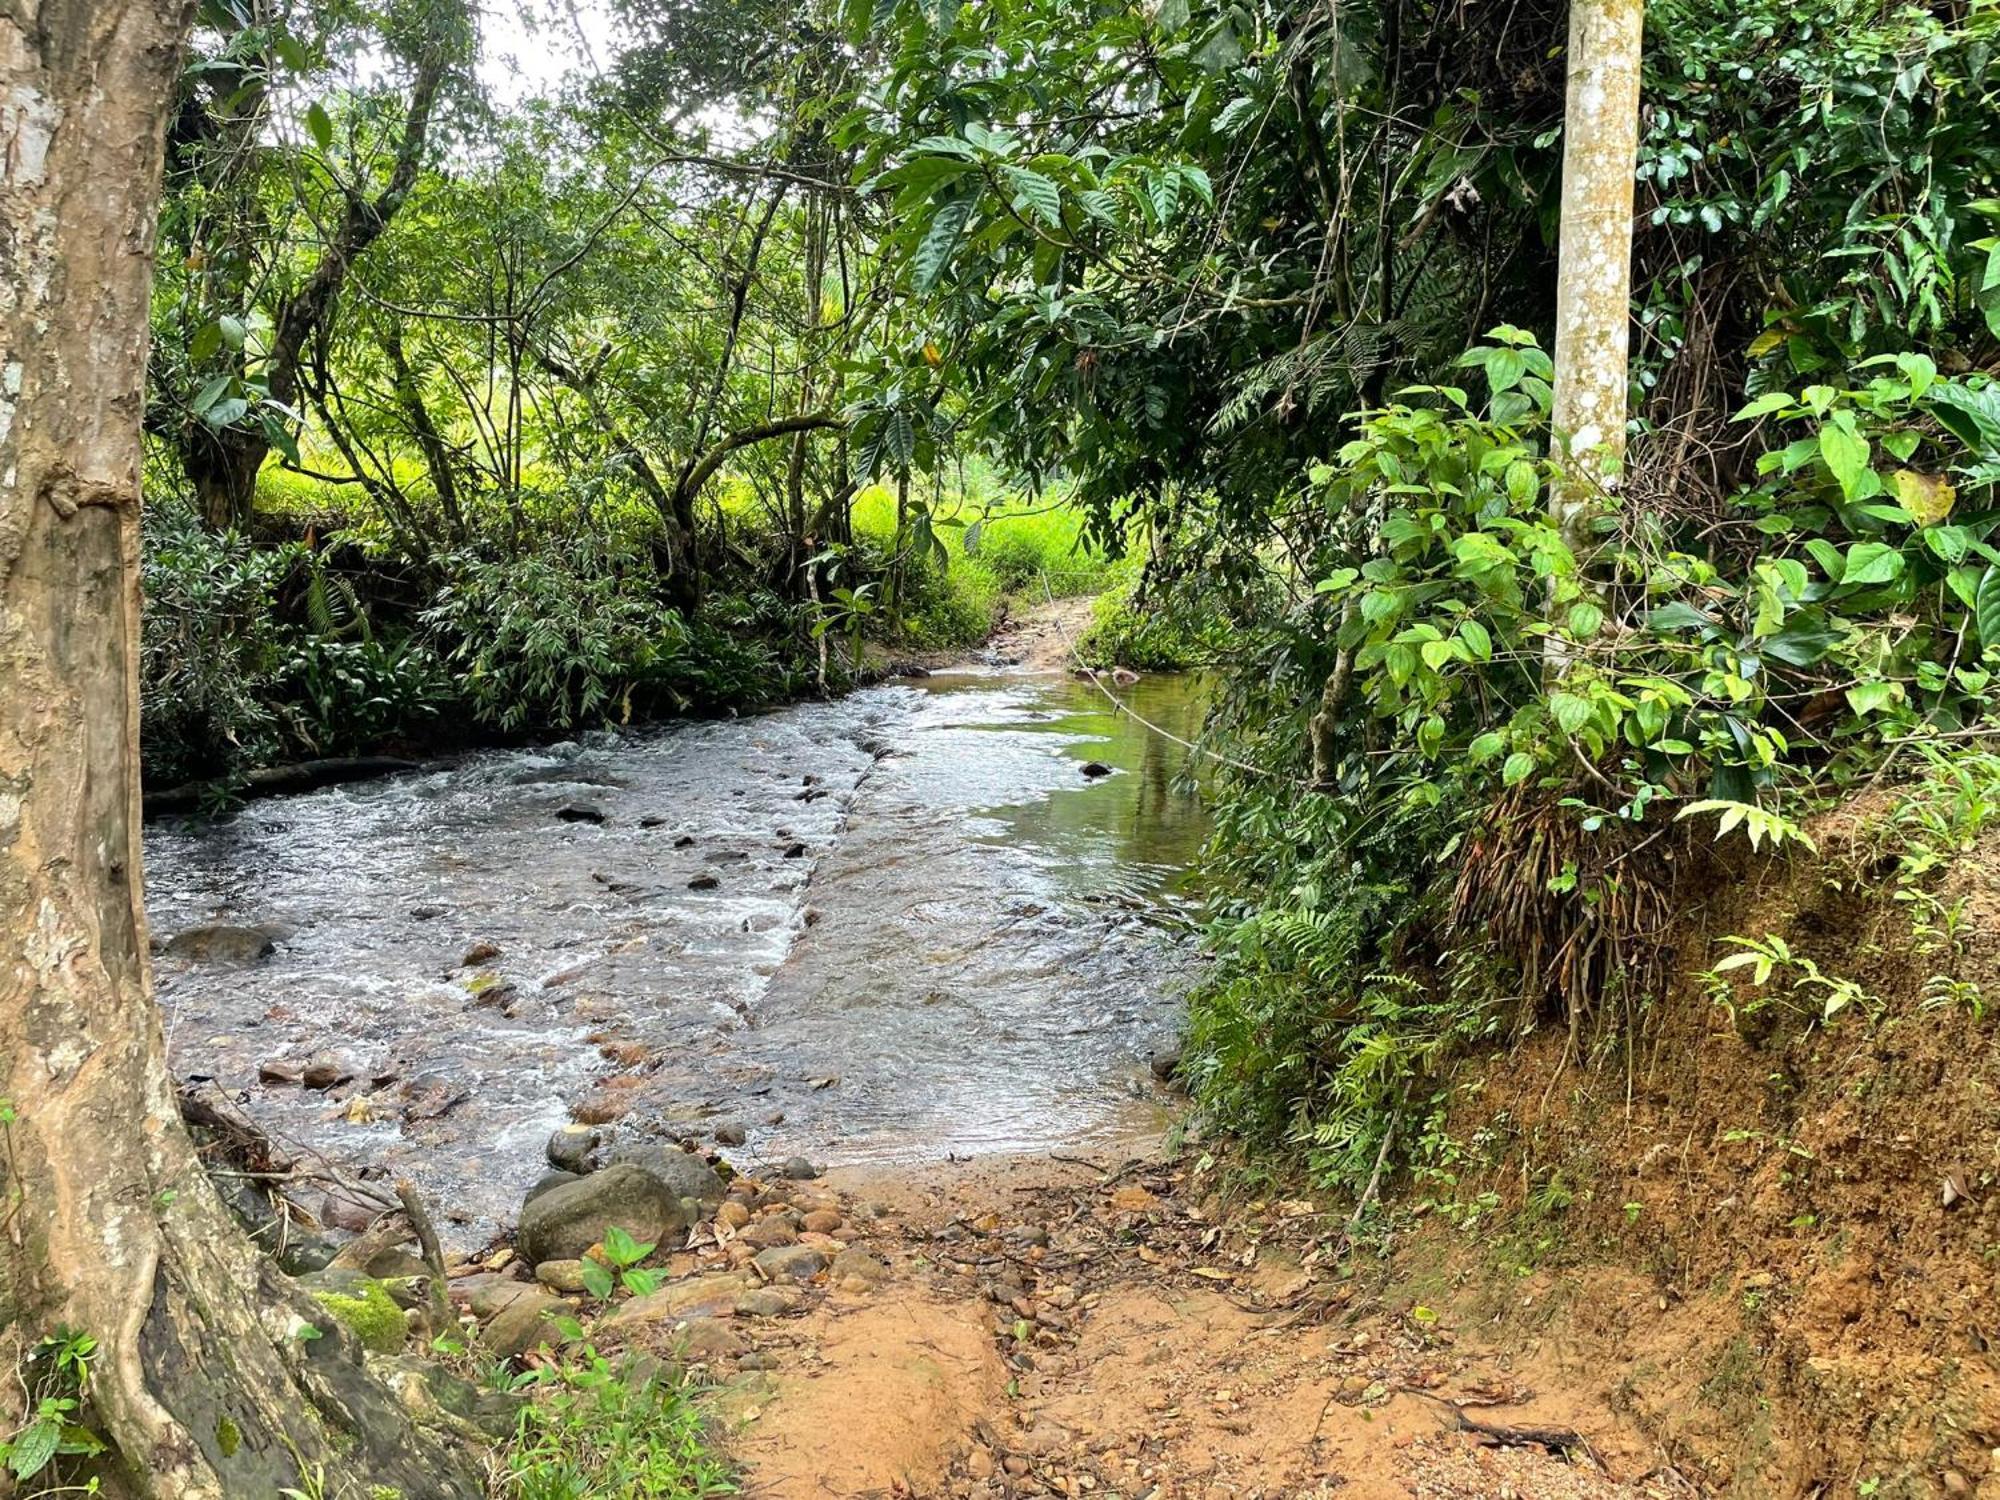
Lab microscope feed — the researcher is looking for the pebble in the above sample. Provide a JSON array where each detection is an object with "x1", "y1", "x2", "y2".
[
  {"x1": 781, "y1": 1156, "x2": 821, "y2": 1180},
  {"x1": 716, "y1": 1201, "x2": 752, "y2": 1230}
]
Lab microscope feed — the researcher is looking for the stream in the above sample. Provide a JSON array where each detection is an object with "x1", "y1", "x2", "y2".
[{"x1": 147, "y1": 668, "x2": 1209, "y2": 1248}]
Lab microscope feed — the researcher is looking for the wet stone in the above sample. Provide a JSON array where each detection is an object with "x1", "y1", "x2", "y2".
[
  {"x1": 780, "y1": 1155, "x2": 821, "y2": 1181},
  {"x1": 546, "y1": 1125, "x2": 600, "y2": 1174},
  {"x1": 163, "y1": 923, "x2": 276, "y2": 966}
]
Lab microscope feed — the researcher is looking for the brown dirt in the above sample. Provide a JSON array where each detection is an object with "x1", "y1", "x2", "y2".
[
  {"x1": 646, "y1": 1150, "x2": 1690, "y2": 1500},
  {"x1": 865, "y1": 594, "x2": 1100, "y2": 678}
]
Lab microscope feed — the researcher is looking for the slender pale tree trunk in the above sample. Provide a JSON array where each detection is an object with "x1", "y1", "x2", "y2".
[
  {"x1": 1548, "y1": 0, "x2": 1644, "y2": 669},
  {"x1": 0, "y1": 5, "x2": 478, "y2": 1494}
]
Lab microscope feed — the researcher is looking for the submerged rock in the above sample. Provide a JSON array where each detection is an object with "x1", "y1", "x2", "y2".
[
  {"x1": 164, "y1": 923, "x2": 275, "y2": 966},
  {"x1": 554, "y1": 802, "x2": 606, "y2": 824},
  {"x1": 516, "y1": 1163, "x2": 689, "y2": 1267},
  {"x1": 301, "y1": 1053, "x2": 356, "y2": 1091},
  {"x1": 1080, "y1": 761, "x2": 1114, "y2": 779}
]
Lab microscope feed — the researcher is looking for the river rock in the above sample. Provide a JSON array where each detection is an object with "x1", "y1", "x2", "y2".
[
  {"x1": 1080, "y1": 761, "x2": 1113, "y2": 778},
  {"x1": 516, "y1": 1163, "x2": 688, "y2": 1267},
  {"x1": 164, "y1": 923, "x2": 275, "y2": 966},
  {"x1": 399, "y1": 1073, "x2": 469, "y2": 1122},
  {"x1": 801, "y1": 1209, "x2": 844, "y2": 1235},
  {"x1": 605, "y1": 1273, "x2": 753, "y2": 1328},
  {"x1": 734, "y1": 1287, "x2": 797, "y2": 1318},
  {"x1": 753, "y1": 1245, "x2": 827, "y2": 1283},
  {"x1": 534, "y1": 1259, "x2": 591, "y2": 1295},
  {"x1": 545, "y1": 1125, "x2": 600, "y2": 1174},
  {"x1": 715, "y1": 1200, "x2": 752, "y2": 1230},
  {"x1": 740, "y1": 1217, "x2": 797, "y2": 1250},
  {"x1": 1150, "y1": 1047, "x2": 1182, "y2": 1082},
  {"x1": 606, "y1": 1143, "x2": 726, "y2": 1210},
  {"x1": 461, "y1": 940, "x2": 501, "y2": 966},
  {"x1": 554, "y1": 801, "x2": 606, "y2": 824},
  {"x1": 831, "y1": 1247, "x2": 891, "y2": 1286},
  {"x1": 780, "y1": 1155, "x2": 821, "y2": 1181},
  {"x1": 524, "y1": 1170, "x2": 581, "y2": 1205},
  {"x1": 687, "y1": 873, "x2": 720, "y2": 891},
  {"x1": 480, "y1": 1289, "x2": 573, "y2": 1359},
  {"x1": 712, "y1": 1120, "x2": 747, "y2": 1146},
  {"x1": 257, "y1": 1059, "x2": 302, "y2": 1086},
  {"x1": 301, "y1": 1053, "x2": 356, "y2": 1091},
  {"x1": 672, "y1": 1317, "x2": 744, "y2": 1362}
]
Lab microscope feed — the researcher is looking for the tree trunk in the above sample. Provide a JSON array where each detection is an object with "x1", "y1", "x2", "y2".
[
  {"x1": 1548, "y1": 0, "x2": 1645, "y2": 568},
  {"x1": 0, "y1": 7, "x2": 478, "y2": 1495}
]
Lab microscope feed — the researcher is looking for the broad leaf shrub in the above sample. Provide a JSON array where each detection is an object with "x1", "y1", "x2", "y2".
[{"x1": 1185, "y1": 329, "x2": 2000, "y2": 1191}]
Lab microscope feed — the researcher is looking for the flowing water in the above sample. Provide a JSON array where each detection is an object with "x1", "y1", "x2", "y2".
[{"x1": 147, "y1": 668, "x2": 1209, "y2": 1248}]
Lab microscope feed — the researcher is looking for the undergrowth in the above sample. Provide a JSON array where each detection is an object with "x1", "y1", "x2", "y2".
[{"x1": 498, "y1": 1347, "x2": 735, "y2": 1500}]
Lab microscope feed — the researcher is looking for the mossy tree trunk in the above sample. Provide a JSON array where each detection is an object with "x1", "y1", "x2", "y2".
[{"x1": 0, "y1": 5, "x2": 477, "y2": 1494}]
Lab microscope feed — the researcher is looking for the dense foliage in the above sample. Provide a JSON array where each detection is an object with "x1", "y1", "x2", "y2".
[{"x1": 848, "y1": 0, "x2": 2000, "y2": 1183}]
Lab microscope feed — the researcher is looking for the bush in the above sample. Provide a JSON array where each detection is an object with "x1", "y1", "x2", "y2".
[{"x1": 141, "y1": 512, "x2": 295, "y2": 784}]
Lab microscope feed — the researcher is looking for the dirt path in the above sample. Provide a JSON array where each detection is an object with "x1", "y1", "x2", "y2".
[{"x1": 603, "y1": 1147, "x2": 1697, "y2": 1500}]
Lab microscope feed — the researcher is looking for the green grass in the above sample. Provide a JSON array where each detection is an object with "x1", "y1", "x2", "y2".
[
  {"x1": 500, "y1": 1348, "x2": 736, "y2": 1500},
  {"x1": 847, "y1": 483, "x2": 1123, "y2": 647}
]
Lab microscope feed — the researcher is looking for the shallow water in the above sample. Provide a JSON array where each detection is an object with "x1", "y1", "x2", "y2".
[{"x1": 147, "y1": 668, "x2": 1208, "y2": 1247}]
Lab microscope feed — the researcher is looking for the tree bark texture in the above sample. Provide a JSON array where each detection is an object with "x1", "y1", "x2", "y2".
[
  {"x1": 0, "y1": 6, "x2": 477, "y2": 1494},
  {"x1": 1549, "y1": 0, "x2": 1644, "y2": 555}
]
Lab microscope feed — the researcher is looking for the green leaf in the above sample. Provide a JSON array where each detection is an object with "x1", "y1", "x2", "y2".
[
  {"x1": 191, "y1": 373, "x2": 232, "y2": 415},
  {"x1": 578, "y1": 1259, "x2": 614, "y2": 1300},
  {"x1": 1567, "y1": 601, "x2": 1604, "y2": 638},
  {"x1": 1733, "y1": 390, "x2": 1794, "y2": 421},
  {"x1": 1501, "y1": 751, "x2": 1536, "y2": 787},
  {"x1": 1976, "y1": 564, "x2": 2000, "y2": 649},
  {"x1": 1838, "y1": 541, "x2": 1903, "y2": 588},
  {"x1": 1000, "y1": 165, "x2": 1062, "y2": 227},
  {"x1": 1468, "y1": 731, "x2": 1505, "y2": 764},
  {"x1": 1844, "y1": 679, "x2": 1903, "y2": 716},
  {"x1": 1645, "y1": 602, "x2": 1713, "y2": 633},
  {"x1": 1817, "y1": 415, "x2": 1871, "y2": 501},
  {"x1": 602, "y1": 1224, "x2": 653, "y2": 1267},
  {"x1": 912, "y1": 197, "x2": 972, "y2": 292},
  {"x1": 305, "y1": 100, "x2": 333, "y2": 152},
  {"x1": 1549, "y1": 691, "x2": 1594, "y2": 735},
  {"x1": 6, "y1": 1419, "x2": 59, "y2": 1480},
  {"x1": 1457, "y1": 618, "x2": 1493, "y2": 659}
]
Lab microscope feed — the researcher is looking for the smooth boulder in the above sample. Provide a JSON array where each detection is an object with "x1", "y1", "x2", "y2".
[
  {"x1": 516, "y1": 1163, "x2": 688, "y2": 1267},
  {"x1": 607, "y1": 1143, "x2": 726, "y2": 1211}
]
